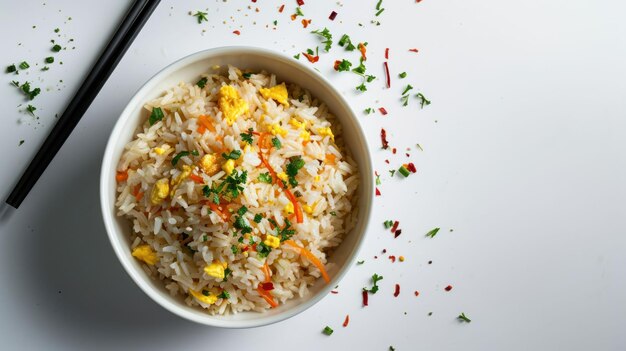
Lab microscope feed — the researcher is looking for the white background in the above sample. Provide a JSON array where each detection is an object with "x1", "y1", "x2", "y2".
[{"x1": 0, "y1": 0, "x2": 625, "y2": 350}]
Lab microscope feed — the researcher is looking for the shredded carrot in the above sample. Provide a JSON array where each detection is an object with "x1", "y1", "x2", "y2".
[
  {"x1": 209, "y1": 202, "x2": 230, "y2": 222},
  {"x1": 116, "y1": 171, "x2": 128, "y2": 182},
  {"x1": 197, "y1": 115, "x2": 216, "y2": 133},
  {"x1": 189, "y1": 174, "x2": 204, "y2": 184},
  {"x1": 197, "y1": 124, "x2": 206, "y2": 134},
  {"x1": 132, "y1": 184, "x2": 143, "y2": 201},
  {"x1": 302, "y1": 53, "x2": 319, "y2": 63},
  {"x1": 262, "y1": 263, "x2": 272, "y2": 283},
  {"x1": 325, "y1": 153, "x2": 336, "y2": 164},
  {"x1": 284, "y1": 240, "x2": 330, "y2": 283},
  {"x1": 284, "y1": 188, "x2": 303, "y2": 223},
  {"x1": 257, "y1": 285, "x2": 278, "y2": 308},
  {"x1": 301, "y1": 19, "x2": 310, "y2": 28},
  {"x1": 358, "y1": 43, "x2": 367, "y2": 61}
]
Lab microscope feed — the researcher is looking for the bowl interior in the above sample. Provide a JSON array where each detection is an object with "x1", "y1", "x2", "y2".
[{"x1": 101, "y1": 47, "x2": 373, "y2": 327}]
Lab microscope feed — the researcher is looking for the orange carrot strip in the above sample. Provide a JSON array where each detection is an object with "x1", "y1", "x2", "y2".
[
  {"x1": 262, "y1": 263, "x2": 272, "y2": 283},
  {"x1": 198, "y1": 115, "x2": 216, "y2": 132},
  {"x1": 325, "y1": 153, "x2": 336, "y2": 164},
  {"x1": 284, "y1": 240, "x2": 330, "y2": 283},
  {"x1": 116, "y1": 171, "x2": 128, "y2": 182},
  {"x1": 257, "y1": 285, "x2": 278, "y2": 308},
  {"x1": 197, "y1": 124, "x2": 206, "y2": 134},
  {"x1": 132, "y1": 184, "x2": 143, "y2": 201},
  {"x1": 209, "y1": 202, "x2": 230, "y2": 222},
  {"x1": 189, "y1": 174, "x2": 204, "y2": 184},
  {"x1": 284, "y1": 188, "x2": 303, "y2": 223}
]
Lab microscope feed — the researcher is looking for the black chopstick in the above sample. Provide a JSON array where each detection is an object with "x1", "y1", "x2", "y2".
[{"x1": 5, "y1": 0, "x2": 161, "y2": 209}]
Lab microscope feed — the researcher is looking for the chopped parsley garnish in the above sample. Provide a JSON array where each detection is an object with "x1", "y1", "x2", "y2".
[
  {"x1": 202, "y1": 234, "x2": 208, "y2": 241},
  {"x1": 375, "y1": 8, "x2": 385, "y2": 16},
  {"x1": 237, "y1": 206, "x2": 248, "y2": 216},
  {"x1": 41, "y1": 66, "x2": 49, "y2": 71},
  {"x1": 196, "y1": 77, "x2": 208, "y2": 88},
  {"x1": 222, "y1": 170, "x2": 247, "y2": 199},
  {"x1": 19, "y1": 140, "x2": 24, "y2": 146},
  {"x1": 295, "y1": 7, "x2": 304, "y2": 16},
  {"x1": 273, "y1": 20, "x2": 278, "y2": 26},
  {"x1": 223, "y1": 267, "x2": 232, "y2": 281},
  {"x1": 6, "y1": 64, "x2": 17, "y2": 73},
  {"x1": 364, "y1": 107, "x2": 374, "y2": 114},
  {"x1": 222, "y1": 150, "x2": 242, "y2": 160},
  {"x1": 233, "y1": 215, "x2": 252, "y2": 234},
  {"x1": 322, "y1": 326, "x2": 334, "y2": 336},
  {"x1": 253, "y1": 213, "x2": 263, "y2": 223},
  {"x1": 11, "y1": 80, "x2": 19, "y2": 87},
  {"x1": 286, "y1": 156, "x2": 305, "y2": 187},
  {"x1": 401, "y1": 95, "x2": 409, "y2": 106},
  {"x1": 26, "y1": 104, "x2": 37, "y2": 116},
  {"x1": 375, "y1": 174, "x2": 381, "y2": 185},
  {"x1": 416, "y1": 93, "x2": 431, "y2": 108},
  {"x1": 171, "y1": 151, "x2": 190, "y2": 166},
  {"x1": 54, "y1": 28, "x2": 60, "y2": 33},
  {"x1": 356, "y1": 83, "x2": 367, "y2": 92},
  {"x1": 336, "y1": 59, "x2": 352, "y2": 72},
  {"x1": 19, "y1": 61, "x2": 30, "y2": 70},
  {"x1": 268, "y1": 218, "x2": 296, "y2": 242},
  {"x1": 148, "y1": 107, "x2": 164, "y2": 125},
  {"x1": 52, "y1": 44, "x2": 62, "y2": 52},
  {"x1": 202, "y1": 185, "x2": 220, "y2": 204},
  {"x1": 258, "y1": 172, "x2": 273, "y2": 184},
  {"x1": 257, "y1": 242, "x2": 272, "y2": 258},
  {"x1": 231, "y1": 245, "x2": 239, "y2": 254},
  {"x1": 241, "y1": 129, "x2": 254, "y2": 144},
  {"x1": 399, "y1": 72, "x2": 407, "y2": 78},
  {"x1": 202, "y1": 289, "x2": 210, "y2": 296},
  {"x1": 366, "y1": 75, "x2": 376, "y2": 82},
  {"x1": 191, "y1": 150, "x2": 199, "y2": 156},
  {"x1": 357, "y1": 260, "x2": 365, "y2": 265},
  {"x1": 271, "y1": 137, "x2": 282, "y2": 149},
  {"x1": 293, "y1": 53, "x2": 301, "y2": 60},
  {"x1": 193, "y1": 11, "x2": 208, "y2": 23},
  {"x1": 425, "y1": 227, "x2": 440, "y2": 238},
  {"x1": 311, "y1": 27, "x2": 333, "y2": 52},
  {"x1": 306, "y1": 48, "x2": 315, "y2": 55},
  {"x1": 352, "y1": 60, "x2": 366, "y2": 75},
  {"x1": 402, "y1": 84, "x2": 414, "y2": 95},
  {"x1": 242, "y1": 72, "x2": 252, "y2": 79},
  {"x1": 458, "y1": 312, "x2": 471, "y2": 323},
  {"x1": 329, "y1": 211, "x2": 337, "y2": 216},
  {"x1": 389, "y1": 347, "x2": 396, "y2": 351},
  {"x1": 376, "y1": 0, "x2": 383, "y2": 10},
  {"x1": 218, "y1": 290, "x2": 231, "y2": 299},
  {"x1": 338, "y1": 34, "x2": 356, "y2": 51},
  {"x1": 389, "y1": 169, "x2": 396, "y2": 177},
  {"x1": 19, "y1": 82, "x2": 41, "y2": 100},
  {"x1": 45, "y1": 57, "x2": 54, "y2": 64},
  {"x1": 384, "y1": 220, "x2": 393, "y2": 228},
  {"x1": 363, "y1": 273, "x2": 383, "y2": 294}
]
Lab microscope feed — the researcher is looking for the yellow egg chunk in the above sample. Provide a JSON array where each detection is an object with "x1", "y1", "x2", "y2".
[
  {"x1": 284, "y1": 202, "x2": 294, "y2": 215},
  {"x1": 302, "y1": 204, "x2": 313, "y2": 215},
  {"x1": 204, "y1": 262, "x2": 226, "y2": 280},
  {"x1": 189, "y1": 289, "x2": 218, "y2": 305},
  {"x1": 218, "y1": 85, "x2": 249, "y2": 125},
  {"x1": 131, "y1": 245, "x2": 158, "y2": 265},
  {"x1": 154, "y1": 147, "x2": 165, "y2": 155},
  {"x1": 264, "y1": 234, "x2": 280, "y2": 249},
  {"x1": 222, "y1": 159, "x2": 235, "y2": 175},
  {"x1": 314, "y1": 175, "x2": 320, "y2": 182},
  {"x1": 277, "y1": 172, "x2": 288, "y2": 182},
  {"x1": 300, "y1": 130, "x2": 311, "y2": 142},
  {"x1": 150, "y1": 178, "x2": 170, "y2": 205},
  {"x1": 289, "y1": 118, "x2": 306, "y2": 130},
  {"x1": 170, "y1": 165, "x2": 192, "y2": 197},
  {"x1": 259, "y1": 83, "x2": 289, "y2": 106},
  {"x1": 268, "y1": 124, "x2": 288, "y2": 137},
  {"x1": 317, "y1": 127, "x2": 335, "y2": 141},
  {"x1": 199, "y1": 154, "x2": 220, "y2": 175}
]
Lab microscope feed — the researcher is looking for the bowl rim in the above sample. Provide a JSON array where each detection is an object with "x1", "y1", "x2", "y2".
[{"x1": 100, "y1": 46, "x2": 373, "y2": 328}]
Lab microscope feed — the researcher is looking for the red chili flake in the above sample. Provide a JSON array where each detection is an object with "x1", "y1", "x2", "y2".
[
  {"x1": 385, "y1": 48, "x2": 389, "y2": 59},
  {"x1": 330, "y1": 290, "x2": 339, "y2": 294},
  {"x1": 343, "y1": 314, "x2": 350, "y2": 327},
  {"x1": 297, "y1": 0, "x2": 305, "y2": 5},
  {"x1": 302, "y1": 52, "x2": 319, "y2": 63},
  {"x1": 279, "y1": 4, "x2": 285, "y2": 12},
  {"x1": 358, "y1": 43, "x2": 367, "y2": 61},
  {"x1": 445, "y1": 285, "x2": 453, "y2": 292},
  {"x1": 407, "y1": 162, "x2": 417, "y2": 173},
  {"x1": 374, "y1": 255, "x2": 378, "y2": 259},
  {"x1": 385, "y1": 159, "x2": 390, "y2": 164},
  {"x1": 380, "y1": 129, "x2": 389, "y2": 149},
  {"x1": 389, "y1": 255, "x2": 396, "y2": 263},
  {"x1": 375, "y1": 188, "x2": 381, "y2": 196},
  {"x1": 416, "y1": 0, "x2": 422, "y2": 2},
  {"x1": 394, "y1": 229, "x2": 402, "y2": 238},
  {"x1": 383, "y1": 61, "x2": 391, "y2": 88},
  {"x1": 261, "y1": 282, "x2": 274, "y2": 290},
  {"x1": 414, "y1": 291, "x2": 419, "y2": 296},
  {"x1": 362, "y1": 290, "x2": 369, "y2": 306},
  {"x1": 379, "y1": 107, "x2": 388, "y2": 115},
  {"x1": 390, "y1": 220, "x2": 399, "y2": 233},
  {"x1": 329, "y1": 11, "x2": 337, "y2": 20},
  {"x1": 333, "y1": 60, "x2": 341, "y2": 70},
  {"x1": 301, "y1": 19, "x2": 311, "y2": 28},
  {"x1": 252, "y1": 0, "x2": 257, "y2": 2},
  {"x1": 233, "y1": 30, "x2": 241, "y2": 35},
  {"x1": 241, "y1": 245, "x2": 250, "y2": 252},
  {"x1": 394, "y1": 284, "x2": 400, "y2": 297},
  {"x1": 406, "y1": 153, "x2": 410, "y2": 157},
  {"x1": 392, "y1": 148, "x2": 397, "y2": 154},
  {"x1": 409, "y1": 48, "x2": 419, "y2": 53}
]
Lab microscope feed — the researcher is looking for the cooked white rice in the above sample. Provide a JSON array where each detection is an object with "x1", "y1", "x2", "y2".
[{"x1": 115, "y1": 65, "x2": 358, "y2": 314}]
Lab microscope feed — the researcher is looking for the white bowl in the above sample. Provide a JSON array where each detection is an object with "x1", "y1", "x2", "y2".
[{"x1": 100, "y1": 46, "x2": 373, "y2": 328}]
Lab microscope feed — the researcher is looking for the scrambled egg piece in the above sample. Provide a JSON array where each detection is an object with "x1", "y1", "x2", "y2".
[
  {"x1": 302, "y1": 204, "x2": 314, "y2": 215},
  {"x1": 289, "y1": 118, "x2": 307, "y2": 129},
  {"x1": 204, "y1": 262, "x2": 227, "y2": 280},
  {"x1": 264, "y1": 234, "x2": 281, "y2": 249},
  {"x1": 199, "y1": 154, "x2": 220, "y2": 175},
  {"x1": 218, "y1": 85, "x2": 249, "y2": 125},
  {"x1": 314, "y1": 175, "x2": 320, "y2": 182},
  {"x1": 154, "y1": 147, "x2": 165, "y2": 155},
  {"x1": 259, "y1": 83, "x2": 289, "y2": 106},
  {"x1": 131, "y1": 245, "x2": 158, "y2": 265},
  {"x1": 189, "y1": 289, "x2": 218, "y2": 305},
  {"x1": 276, "y1": 172, "x2": 288, "y2": 182},
  {"x1": 170, "y1": 165, "x2": 192, "y2": 197},
  {"x1": 317, "y1": 127, "x2": 335, "y2": 141},
  {"x1": 150, "y1": 178, "x2": 170, "y2": 205},
  {"x1": 284, "y1": 202, "x2": 294, "y2": 215},
  {"x1": 268, "y1": 123, "x2": 288, "y2": 137},
  {"x1": 300, "y1": 130, "x2": 311, "y2": 142},
  {"x1": 222, "y1": 159, "x2": 235, "y2": 175}
]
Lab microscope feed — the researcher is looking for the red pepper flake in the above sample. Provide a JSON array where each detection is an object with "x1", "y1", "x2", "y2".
[
  {"x1": 394, "y1": 229, "x2": 402, "y2": 238},
  {"x1": 384, "y1": 159, "x2": 390, "y2": 164},
  {"x1": 406, "y1": 153, "x2": 410, "y2": 157},
  {"x1": 414, "y1": 291, "x2": 420, "y2": 296},
  {"x1": 302, "y1": 52, "x2": 319, "y2": 63},
  {"x1": 409, "y1": 48, "x2": 419, "y2": 53},
  {"x1": 380, "y1": 129, "x2": 389, "y2": 149},
  {"x1": 385, "y1": 48, "x2": 389, "y2": 59},
  {"x1": 416, "y1": 0, "x2": 422, "y2": 2},
  {"x1": 233, "y1": 30, "x2": 241, "y2": 35},
  {"x1": 261, "y1": 282, "x2": 275, "y2": 291},
  {"x1": 382, "y1": 248, "x2": 387, "y2": 253},
  {"x1": 297, "y1": 0, "x2": 305, "y2": 5},
  {"x1": 407, "y1": 162, "x2": 417, "y2": 173},
  {"x1": 279, "y1": 4, "x2": 285, "y2": 12},
  {"x1": 394, "y1": 284, "x2": 400, "y2": 297},
  {"x1": 390, "y1": 220, "x2": 399, "y2": 233},
  {"x1": 241, "y1": 245, "x2": 250, "y2": 252},
  {"x1": 362, "y1": 290, "x2": 369, "y2": 306},
  {"x1": 358, "y1": 43, "x2": 367, "y2": 61},
  {"x1": 330, "y1": 290, "x2": 339, "y2": 294},
  {"x1": 333, "y1": 60, "x2": 341, "y2": 71},
  {"x1": 379, "y1": 107, "x2": 388, "y2": 115},
  {"x1": 389, "y1": 255, "x2": 396, "y2": 263},
  {"x1": 392, "y1": 148, "x2": 397, "y2": 154},
  {"x1": 301, "y1": 19, "x2": 311, "y2": 28},
  {"x1": 445, "y1": 285, "x2": 453, "y2": 292},
  {"x1": 329, "y1": 11, "x2": 337, "y2": 20},
  {"x1": 375, "y1": 188, "x2": 381, "y2": 196},
  {"x1": 343, "y1": 314, "x2": 350, "y2": 327},
  {"x1": 383, "y1": 61, "x2": 391, "y2": 88},
  {"x1": 374, "y1": 255, "x2": 378, "y2": 259},
  {"x1": 252, "y1": 0, "x2": 256, "y2": 2}
]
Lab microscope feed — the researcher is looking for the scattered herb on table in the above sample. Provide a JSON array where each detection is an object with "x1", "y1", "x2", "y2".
[
  {"x1": 458, "y1": 312, "x2": 471, "y2": 323},
  {"x1": 364, "y1": 107, "x2": 374, "y2": 114},
  {"x1": 19, "y1": 82, "x2": 41, "y2": 100},
  {"x1": 52, "y1": 44, "x2": 62, "y2": 52},
  {"x1": 19, "y1": 140, "x2": 24, "y2": 146},
  {"x1": 322, "y1": 326, "x2": 334, "y2": 336},
  {"x1": 311, "y1": 27, "x2": 333, "y2": 52},
  {"x1": 363, "y1": 273, "x2": 383, "y2": 294},
  {"x1": 337, "y1": 34, "x2": 356, "y2": 51},
  {"x1": 416, "y1": 92, "x2": 431, "y2": 108},
  {"x1": 6, "y1": 64, "x2": 17, "y2": 73},
  {"x1": 45, "y1": 57, "x2": 54, "y2": 64},
  {"x1": 399, "y1": 72, "x2": 407, "y2": 78},
  {"x1": 384, "y1": 220, "x2": 393, "y2": 229},
  {"x1": 334, "y1": 59, "x2": 352, "y2": 72},
  {"x1": 425, "y1": 227, "x2": 440, "y2": 238},
  {"x1": 357, "y1": 260, "x2": 364, "y2": 265},
  {"x1": 193, "y1": 11, "x2": 208, "y2": 23},
  {"x1": 19, "y1": 61, "x2": 30, "y2": 70},
  {"x1": 26, "y1": 104, "x2": 36, "y2": 116}
]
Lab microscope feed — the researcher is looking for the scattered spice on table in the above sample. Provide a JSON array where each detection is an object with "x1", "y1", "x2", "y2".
[
  {"x1": 394, "y1": 284, "x2": 400, "y2": 297},
  {"x1": 343, "y1": 314, "x2": 350, "y2": 327},
  {"x1": 445, "y1": 285, "x2": 453, "y2": 292}
]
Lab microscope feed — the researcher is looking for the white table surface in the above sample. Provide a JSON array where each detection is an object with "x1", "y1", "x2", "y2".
[{"x1": 1, "y1": 0, "x2": 625, "y2": 350}]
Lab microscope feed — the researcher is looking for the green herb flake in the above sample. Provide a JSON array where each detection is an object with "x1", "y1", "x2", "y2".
[
  {"x1": 11, "y1": 80, "x2": 19, "y2": 87},
  {"x1": 19, "y1": 61, "x2": 30, "y2": 70},
  {"x1": 293, "y1": 53, "x2": 301, "y2": 60},
  {"x1": 356, "y1": 83, "x2": 367, "y2": 92},
  {"x1": 399, "y1": 72, "x2": 407, "y2": 78},
  {"x1": 191, "y1": 150, "x2": 199, "y2": 156},
  {"x1": 222, "y1": 150, "x2": 242, "y2": 160},
  {"x1": 311, "y1": 27, "x2": 333, "y2": 52},
  {"x1": 171, "y1": 151, "x2": 190, "y2": 166},
  {"x1": 363, "y1": 273, "x2": 383, "y2": 294},
  {"x1": 223, "y1": 267, "x2": 232, "y2": 281},
  {"x1": 364, "y1": 107, "x2": 374, "y2": 114},
  {"x1": 196, "y1": 77, "x2": 208, "y2": 88},
  {"x1": 398, "y1": 165, "x2": 410, "y2": 177},
  {"x1": 218, "y1": 290, "x2": 231, "y2": 299},
  {"x1": 375, "y1": 8, "x2": 385, "y2": 16},
  {"x1": 458, "y1": 312, "x2": 471, "y2": 323},
  {"x1": 322, "y1": 326, "x2": 334, "y2": 336},
  {"x1": 26, "y1": 104, "x2": 36, "y2": 116},
  {"x1": 41, "y1": 66, "x2": 49, "y2": 71},
  {"x1": 384, "y1": 220, "x2": 393, "y2": 229},
  {"x1": 273, "y1": 20, "x2": 278, "y2": 26},
  {"x1": 54, "y1": 28, "x2": 60, "y2": 33},
  {"x1": 19, "y1": 140, "x2": 24, "y2": 146},
  {"x1": 376, "y1": 0, "x2": 383, "y2": 10},
  {"x1": 271, "y1": 136, "x2": 282, "y2": 149},
  {"x1": 45, "y1": 57, "x2": 54, "y2": 64},
  {"x1": 258, "y1": 172, "x2": 273, "y2": 184},
  {"x1": 257, "y1": 242, "x2": 272, "y2": 258},
  {"x1": 6, "y1": 65, "x2": 17, "y2": 73},
  {"x1": 375, "y1": 174, "x2": 381, "y2": 185},
  {"x1": 352, "y1": 60, "x2": 366, "y2": 75},
  {"x1": 241, "y1": 129, "x2": 254, "y2": 144},
  {"x1": 193, "y1": 11, "x2": 208, "y2": 24},
  {"x1": 402, "y1": 84, "x2": 414, "y2": 95},
  {"x1": 202, "y1": 289, "x2": 210, "y2": 296},
  {"x1": 237, "y1": 206, "x2": 248, "y2": 216},
  {"x1": 330, "y1": 211, "x2": 337, "y2": 216},
  {"x1": 295, "y1": 7, "x2": 304, "y2": 16},
  {"x1": 52, "y1": 44, "x2": 62, "y2": 52},
  {"x1": 286, "y1": 156, "x2": 305, "y2": 187},
  {"x1": 336, "y1": 59, "x2": 352, "y2": 72},
  {"x1": 148, "y1": 107, "x2": 164, "y2": 125},
  {"x1": 389, "y1": 169, "x2": 396, "y2": 177},
  {"x1": 231, "y1": 245, "x2": 238, "y2": 254},
  {"x1": 253, "y1": 213, "x2": 263, "y2": 223},
  {"x1": 389, "y1": 347, "x2": 396, "y2": 351},
  {"x1": 425, "y1": 227, "x2": 440, "y2": 238},
  {"x1": 401, "y1": 95, "x2": 410, "y2": 106},
  {"x1": 416, "y1": 92, "x2": 431, "y2": 108},
  {"x1": 366, "y1": 75, "x2": 376, "y2": 82},
  {"x1": 338, "y1": 34, "x2": 356, "y2": 51},
  {"x1": 357, "y1": 260, "x2": 365, "y2": 265},
  {"x1": 202, "y1": 234, "x2": 208, "y2": 242}
]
